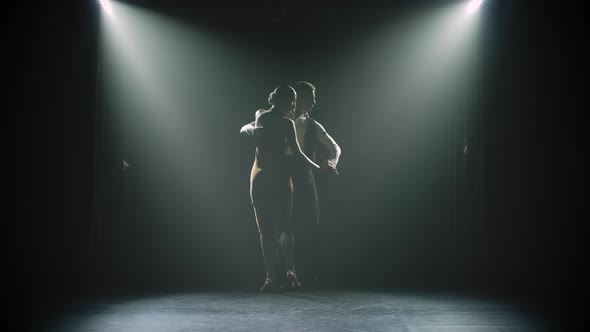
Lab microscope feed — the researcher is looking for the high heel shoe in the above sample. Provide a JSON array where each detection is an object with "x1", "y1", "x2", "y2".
[
  {"x1": 260, "y1": 277, "x2": 274, "y2": 292},
  {"x1": 286, "y1": 271, "x2": 302, "y2": 289}
]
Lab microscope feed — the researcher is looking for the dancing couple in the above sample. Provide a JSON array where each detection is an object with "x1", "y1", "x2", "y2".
[{"x1": 241, "y1": 82, "x2": 341, "y2": 291}]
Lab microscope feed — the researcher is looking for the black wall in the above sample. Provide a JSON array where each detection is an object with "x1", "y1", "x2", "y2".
[
  {"x1": 7, "y1": 0, "x2": 584, "y2": 328},
  {"x1": 7, "y1": 1, "x2": 99, "y2": 329}
]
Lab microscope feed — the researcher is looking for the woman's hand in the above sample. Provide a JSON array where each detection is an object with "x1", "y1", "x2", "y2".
[{"x1": 320, "y1": 159, "x2": 339, "y2": 175}]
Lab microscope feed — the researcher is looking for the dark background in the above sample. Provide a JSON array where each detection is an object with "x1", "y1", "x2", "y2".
[{"x1": 6, "y1": 0, "x2": 585, "y2": 330}]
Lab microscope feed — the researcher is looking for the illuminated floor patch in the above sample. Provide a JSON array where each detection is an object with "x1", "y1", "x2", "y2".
[{"x1": 42, "y1": 291, "x2": 551, "y2": 331}]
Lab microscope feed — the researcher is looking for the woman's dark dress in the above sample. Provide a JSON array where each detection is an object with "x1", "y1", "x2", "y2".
[{"x1": 250, "y1": 110, "x2": 294, "y2": 234}]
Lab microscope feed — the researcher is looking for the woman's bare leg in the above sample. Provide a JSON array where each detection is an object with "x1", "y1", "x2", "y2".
[
  {"x1": 259, "y1": 230, "x2": 276, "y2": 291},
  {"x1": 278, "y1": 186, "x2": 301, "y2": 289},
  {"x1": 279, "y1": 230, "x2": 301, "y2": 288},
  {"x1": 254, "y1": 206, "x2": 276, "y2": 291}
]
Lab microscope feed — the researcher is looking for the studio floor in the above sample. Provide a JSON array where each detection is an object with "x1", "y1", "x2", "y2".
[{"x1": 37, "y1": 290, "x2": 558, "y2": 331}]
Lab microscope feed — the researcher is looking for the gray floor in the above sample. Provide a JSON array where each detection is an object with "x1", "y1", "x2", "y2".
[{"x1": 42, "y1": 291, "x2": 551, "y2": 331}]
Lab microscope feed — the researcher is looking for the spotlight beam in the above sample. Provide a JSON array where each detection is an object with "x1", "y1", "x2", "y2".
[
  {"x1": 466, "y1": 0, "x2": 483, "y2": 15},
  {"x1": 99, "y1": 0, "x2": 113, "y2": 16}
]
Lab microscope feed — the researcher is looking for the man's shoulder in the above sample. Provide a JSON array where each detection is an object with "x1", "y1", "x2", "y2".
[
  {"x1": 256, "y1": 109, "x2": 272, "y2": 122},
  {"x1": 257, "y1": 108, "x2": 274, "y2": 116}
]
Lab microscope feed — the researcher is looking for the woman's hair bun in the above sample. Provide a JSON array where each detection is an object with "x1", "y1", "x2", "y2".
[{"x1": 268, "y1": 85, "x2": 296, "y2": 106}]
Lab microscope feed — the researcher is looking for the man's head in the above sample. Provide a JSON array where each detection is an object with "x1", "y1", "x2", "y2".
[{"x1": 294, "y1": 81, "x2": 316, "y2": 115}]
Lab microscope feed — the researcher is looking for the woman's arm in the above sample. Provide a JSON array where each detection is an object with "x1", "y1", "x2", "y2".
[
  {"x1": 285, "y1": 119, "x2": 320, "y2": 170},
  {"x1": 314, "y1": 120, "x2": 341, "y2": 166}
]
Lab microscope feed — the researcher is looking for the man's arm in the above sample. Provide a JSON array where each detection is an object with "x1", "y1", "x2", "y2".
[
  {"x1": 240, "y1": 110, "x2": 266, "y2": 141},
  {"x1": 240, "y1": 121, "x2": 259, "y2": 137},
  {"x1": 239, "y1": 121, "x2": 263, "y2": 145},
  {"x1": 314, "y1": 121, "x2": 341, "y2": 166}
]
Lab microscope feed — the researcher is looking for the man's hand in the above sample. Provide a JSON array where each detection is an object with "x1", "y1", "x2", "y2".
[{"x1": 240, "y1": 122, "x2": 263, "y2": 138}]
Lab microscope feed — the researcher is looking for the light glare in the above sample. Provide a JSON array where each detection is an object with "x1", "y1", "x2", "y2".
[
  {"x1": 99, "y1": 0, "x2": 113, "y2": 16},
  {"x1": 466, "y1": 0, "x2": 483, "y2": 15}
]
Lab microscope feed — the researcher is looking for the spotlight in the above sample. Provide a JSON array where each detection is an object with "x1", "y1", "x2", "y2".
[
  {"x1": 99, "y1": 0, "x2": 113, "y2": 16},
  {"x1": 466, "y1": 0, "x2": 483, "y2": 15}
]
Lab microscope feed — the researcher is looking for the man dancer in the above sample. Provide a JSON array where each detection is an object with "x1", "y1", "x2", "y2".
[{"x1": 287, "y1": 81, "x2": 341, "y2": 287}]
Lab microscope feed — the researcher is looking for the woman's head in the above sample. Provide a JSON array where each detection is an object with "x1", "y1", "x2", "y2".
[{"x1": 268, "y1": 85, "x2": 296, "y2": 113}]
